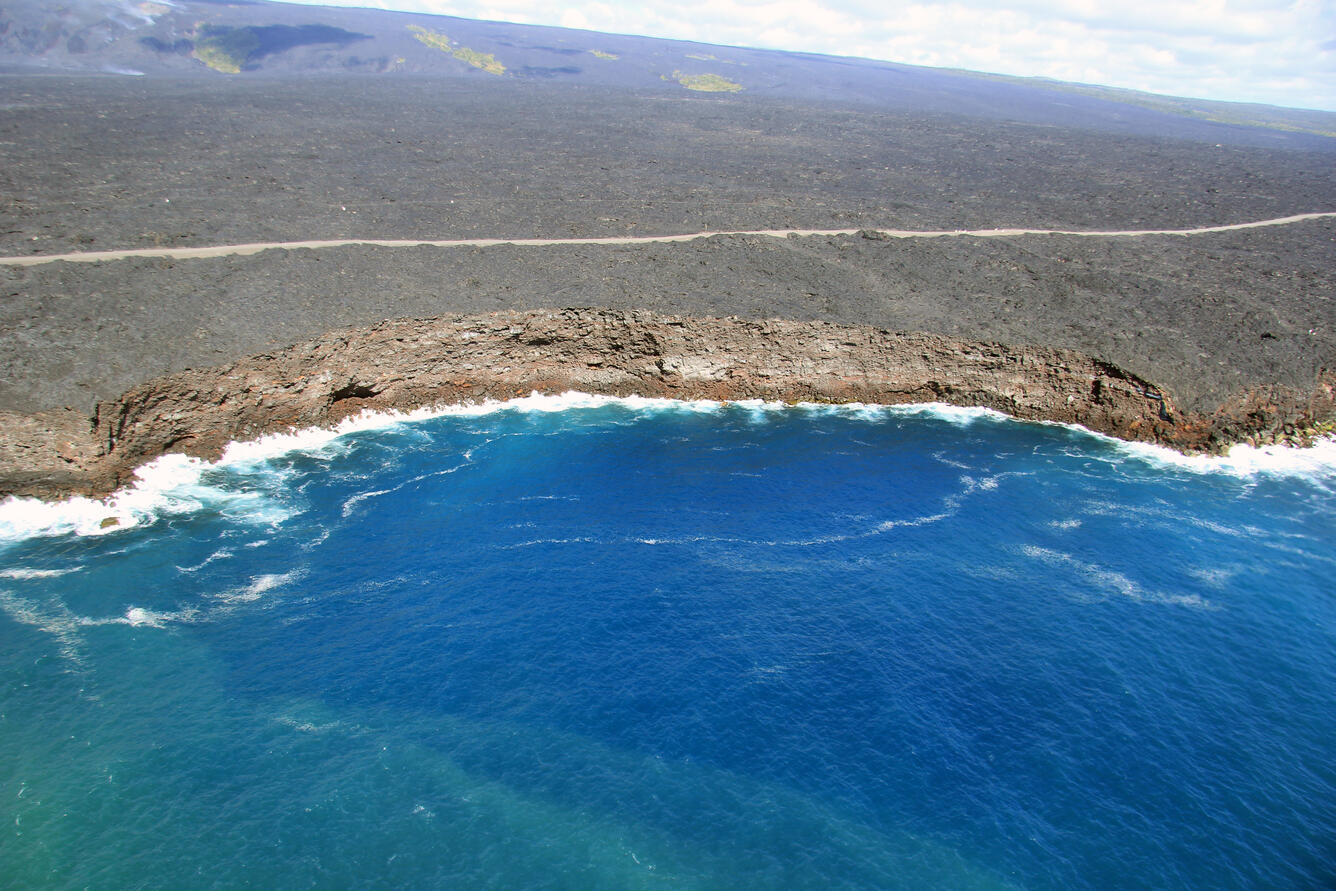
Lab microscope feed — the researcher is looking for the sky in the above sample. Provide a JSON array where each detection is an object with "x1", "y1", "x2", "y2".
[{"x1": 281, "y1": 0, "x2": 1336, "y2": 111}]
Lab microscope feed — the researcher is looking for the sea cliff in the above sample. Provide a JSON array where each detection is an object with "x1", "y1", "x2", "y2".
[{"x1": 2, "y1": 308, "x2": 1331, "y2": 500}]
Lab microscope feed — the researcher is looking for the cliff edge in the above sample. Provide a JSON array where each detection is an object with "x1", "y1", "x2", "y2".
[{"x1": 3, "y1": 309, "x2": 1332, "y2": 500}]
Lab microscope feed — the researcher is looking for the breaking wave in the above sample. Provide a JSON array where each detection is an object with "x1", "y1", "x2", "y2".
[{"x1": 1, "y1": 393, "x2": 1333, "y2": 546}]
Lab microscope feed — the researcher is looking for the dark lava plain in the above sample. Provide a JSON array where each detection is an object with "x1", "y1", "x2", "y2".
[
  {"x1": 1, "y1": 73, "x2": 1334, "y2": 418},
  {"x1": 5, "y1": 76, "x2": 1335, "y2": 256}
]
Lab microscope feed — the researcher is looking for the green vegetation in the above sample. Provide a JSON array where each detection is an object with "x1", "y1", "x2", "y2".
[
  {"x1": 192, "y1": 25, "x2": 260, "y2": 74},
  {"x1": 670, "y1": 70, "x2": 743, "y2": 93},
  {"x1": 407, "y1": 24, "x2": 451, "y2": 52},
  {"x1": 589, "y1": 49, "x2": 618, "y2": 60},
  {"x1": 452, "y1": 45, "x2": 505, "y2": 75},
  {"x1": 407, "y1": 25, "x2": 506, "y2": 75}
]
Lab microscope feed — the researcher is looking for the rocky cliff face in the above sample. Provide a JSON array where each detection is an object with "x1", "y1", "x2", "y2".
[{"x1": 1, "y1": 309, "x2": 1332, "y2": 500}]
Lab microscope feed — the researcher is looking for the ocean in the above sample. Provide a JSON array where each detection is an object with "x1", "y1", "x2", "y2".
[{"x1": 2, "y1": 394, "x2": 1333, "y2": 889}]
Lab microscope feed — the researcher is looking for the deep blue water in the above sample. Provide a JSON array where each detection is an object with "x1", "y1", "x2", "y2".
[{"x1": 2, "y1": 396, "x2": 1334, "y2": 889}]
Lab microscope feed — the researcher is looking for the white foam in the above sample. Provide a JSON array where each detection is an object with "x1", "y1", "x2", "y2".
[
  {"x1": 0, "y1": 394, "x2": 660, "y2": 544},
  {"x1": 217, "y1": 571, "x2": 302, "y2": 604},
  {"x1": 341, "y1": 463, "x2": 469, "y2": 518},
  {"x1": 249, "y1": 571, "x2": 298, "y2": 595},
  {"x1": 0, "y1": 589, "x2": 89, "y2": 666},
  {"x1": 1008, "y1": 415, "x2": 1336, "y2": 482},
  {"x1": 0, "y1": 567, "x2": 80, "y2": 579},
  {"x1": 0, "y1": 565, "x2": 293, "y2": 670},
  {"x1": 864, "y1": 472, "x2": 1015, "y2": 536},
  {"x1": 629, "y1": 470, "x2": 1004, "y2": 549},
  {"x1": 120, "y1": 606, "x2": 178, "y2": 628},
  {"x1": 1117, "y1": 434, "x2": 1336, "y2": 479},
  {"x1": 274, "y1": 715, "x2": 341, "y2": 734},
  {"x1": 1189, "y1": 566, "x2": 1238, "y2": 588},
  {"x1": 79, "y1": 572, "x2": 292, "y2": 631},
  {"x1": 176, "y1": 549, "x2": 234, "y2": 573},
  {"x1": 2, "y1": 393, "x2": 1332, "y2": 546},
  {"x1": 1046, "y1": 422, "x2": 1336, "y2": 480},
  {"x1": 73, "y1": 572, "x2": 299, "y2": 637},
  {"x1": 876, "y1": 511, "x2": 952, "y2": 532},
  {"x1": 499, "y1": 537, "x2": 598, "y2": 549},
  {"x1": 0, "y1": 451, "x2": 290, "y2": 544},
  {"x1": 341, "y1": 487, "x2": 394, "y2": 518},
  {"x1": 881, "y1": 402, "x2": 1009, "y2": 425},
  {"x1": 210, "y1": 395, "x2": 646, "y2": 467},
  {"x1": 634, "y1": 535, "x2": 741, "y2": 546},
  {"x1": 1021, "y1": 545, "x2": 1213, "y2": 609}
]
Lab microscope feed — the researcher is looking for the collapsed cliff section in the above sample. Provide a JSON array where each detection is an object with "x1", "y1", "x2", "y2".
[{"x1": 1, "y1": 308, "x2": 1333, "y2": 500}]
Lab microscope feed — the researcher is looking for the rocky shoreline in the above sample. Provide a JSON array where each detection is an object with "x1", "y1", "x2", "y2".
[{"x1": 2, "y1": 308, "x2": 1332, "y2": 501}]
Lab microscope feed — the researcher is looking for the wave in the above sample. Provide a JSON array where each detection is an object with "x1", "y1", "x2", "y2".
[
  {"x1": 0, "y1": 567, "x2": 304, "y2": 671},
  {"x1": 1, "y1": 393, "x2": 1332, "y2": 545},
  {"x1": 340, "y1": 462, "x2": 470, "y2": 518},
  {"x1": 117, "y1": 605, "x2": 194, "y2": 628},
  {"x1": 176, "y1": 549, "x2": 235, "y2": 573},
  {"x1": 1020, "y1": 545, "x2": 1214, "y2": 609},
  {"x1": 0, "y1": 588, "x2": 197, "y2": 669},
  {"x1": 0, "y1": 566, "x2": 82, "y2": 579},
  {"x1": 1113, "y1": 434, "x2": 1336, "y2": 479},
  {"x1": 0, "y1": 452, "x2": 291, "y2": 544},
  {"x1": 218, "y1": 571, "x2": 303, "y2": 605}
]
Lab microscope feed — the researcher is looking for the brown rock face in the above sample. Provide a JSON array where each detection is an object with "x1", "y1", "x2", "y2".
[{"x1": 1, "y1": 309, "x2": 1331, "y2": 500}]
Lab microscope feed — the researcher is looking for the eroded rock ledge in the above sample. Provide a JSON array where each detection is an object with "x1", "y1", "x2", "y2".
[{"x1": 2, "y1": 309, "x2": 1333, "y2": 500}]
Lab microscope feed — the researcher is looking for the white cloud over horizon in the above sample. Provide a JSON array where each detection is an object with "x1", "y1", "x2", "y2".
[{"x1": 282, "y1": 0, "x2": 1336, "y2": 111}]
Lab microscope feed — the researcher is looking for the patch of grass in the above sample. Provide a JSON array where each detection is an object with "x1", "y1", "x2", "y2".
[
  {"x1": 670, "y1": 70, "x2": 742, "y2": 92},
  {"x1": 452, "y1": 46, "x2": 506, "y2": 75},
  {"x1": 192, "y1": 25, "x2": 259, "y2": 74},
  {"x1": 589, "y1": 49, "x2": 618, "y2": 60},
  {"x1": 407, "y1": 25, "x2": 505, "y2": 75},
  {"x1": 407, "y1": 24, "x2": 451, "y2": 52}
]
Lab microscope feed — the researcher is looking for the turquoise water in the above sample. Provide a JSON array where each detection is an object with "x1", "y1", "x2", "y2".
[{"x1": 2, "y1": 396, "x2": 1334, "y2": 888}]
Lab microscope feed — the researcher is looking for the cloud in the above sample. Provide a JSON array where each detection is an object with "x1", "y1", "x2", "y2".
[{"x1": 283, "y1": 0, "x2": 1336, "y2": 110}]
